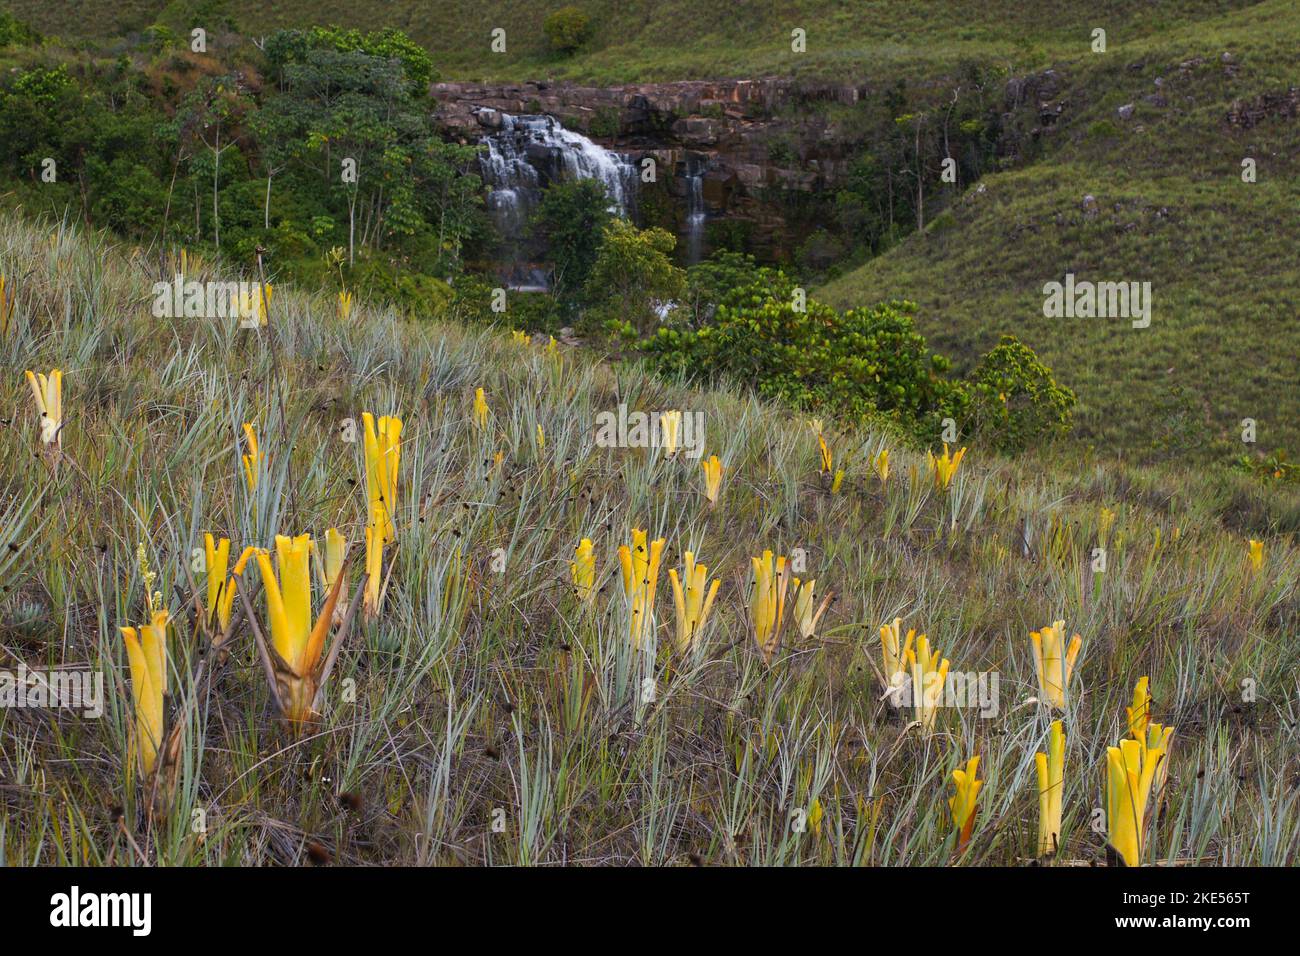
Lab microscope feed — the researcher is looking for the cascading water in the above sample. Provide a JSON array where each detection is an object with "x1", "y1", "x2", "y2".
[
  {"x1": 478, "y1": 112, "x2": 638, "y2": 248},
  {"x1": 683, "y1": 154, "x2": 709, "y2": 266}
]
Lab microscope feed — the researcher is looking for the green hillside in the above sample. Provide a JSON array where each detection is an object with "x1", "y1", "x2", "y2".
[
  {"x1": 3, "y1": 0, "x2": 1266, "y2": 82},
  {"x1": 819, "y1": 0, "x2": 1300, "y2": 459},
  {"x1": 1, "y1": 208, "x2": 1297, "y2": 866}
]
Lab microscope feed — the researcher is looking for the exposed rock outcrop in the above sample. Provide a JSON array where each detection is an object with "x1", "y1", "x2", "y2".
[{"x1": 434, "y1": 78, "x2": 869, "y2": 259}]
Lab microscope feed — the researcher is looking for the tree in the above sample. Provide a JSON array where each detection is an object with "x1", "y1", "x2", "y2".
[
  {"x1": 530, "y1": 179, "x2": 612, "y2": 306},
  {"x1": 967, "y1": 335, "x2": 1077, "y2": 453},
  {"x1": 173, "y1": 74, "x2": 253, "y2": 249},
  {"x1": 0, "y1": 11, "x2": 40, "y2": 46},
  {"x1": 543, "y1": 7, "x2": 592, "y2": 54},
  {"x1": 585, "y1": 220, "x2": 685, "y2": 333}
]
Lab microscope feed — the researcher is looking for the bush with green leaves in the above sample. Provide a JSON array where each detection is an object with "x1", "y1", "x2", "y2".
[
  {"x1": 0, "y1": 11, "x2": 40, "y2": 46},
  {"x1": 646, "y1": 264, "x2": 1075, "y2": 449},
  {"x1": 263, "y1": 26, "x2": 437, "y2": 93},
  {"x1": 530, "y1": 179, "x2": 612, "y2": 308},
  {"x1": 543, "y1": 7, "x2": 592, "y2": 54},
  {"x1": 966, "y1": 335, "x2": 1077, "y2": 453},
  {"x1": 643, "y1": 276, "x2": 967, "y2": 438},
  {"x1": 584, "y1": 219, "x2": 685, "y2": 334}
]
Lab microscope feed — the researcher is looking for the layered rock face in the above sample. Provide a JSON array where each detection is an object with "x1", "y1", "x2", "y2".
[
  {"x1": 434, "y1": 73, "x2": 1069, "y2": 263},
  {"x1": 433, "y1": 78, "x2": 872, "y2": 260}
]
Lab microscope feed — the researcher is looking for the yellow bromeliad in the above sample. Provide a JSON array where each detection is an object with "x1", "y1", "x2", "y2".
[
  {"x1": 926, "y1": 443, "x2": 967, "y2": 490},
  {"x1": 1035, "y1": 720, "x2": 1066, "y2": 857},
  {"x1": 1141, "y1": 721, "x2": 1175, "y2": 829},
  {"x1": 948, "y1": 756, "x2": 982, "y2": 850},
  {"x1": 536, "y1": 423, "x2": 545, "y2": 451},
  {"x1": 120, "y1": 610, "x2": 169, "y2": 777},
  {"x1": 0, "y1": 273, "x2": 14, "y2": 335},
  {"x1": 338, "y1": 290, "x2": 354, "y2": 321},
  {"x1": 872, "y1": 448, "x2": 890, "y2": 485},
  {"x1": 570, "y1": 537, "x2": 596, "y2": 601},
  {"x1": 203, "y1": 534, "x2": 255, "y2": 637},
  {"x1": 241, "y1": 422, "x2": 261, "y2": 492},
  {"x1": 361, "y1": 413, "x2": 402, "y2": 617},
  {"x1": 1098, "y1": 506, "x2": 1117, "y2": 546},
  {"x1": 659, "y1": 410, "x2": 682, "y2": 458},
  {"x1": 749, "y1": 550, "x2": 791, "y2": 664},
  {"x1": 1105, "y1": 735, "x2": 1167, "y2": 867},
  {"x1": 1029, "y1": 620, "x2": 1083, "y2": 709},
  {"x1": 473, "y1": 387, "x2": 490, "y2": 430},
  {"x1": 668, "y1": 551, "x2": 721, "y2": 653},
  {"x1": 238, "y1": 283, "x2": 272, "y2": 325},
  {"x1": 1247, "y1": 538, "x2": 1264, "y2": 573},
  {"x1": 905, "y1": 634, "x2": 950, "y2": 732},
  {"x1": 362, "y1": 413, "x2": 402, "y2": 542},
  {"x1": 617, "y1": 529, "x2": 665, "y2": 648},
  {"x1": 878, "y1": 618, "x2": 916, "y2": 702},
  {"x1": 1126, "y1": 676, "x2": 1152, "y2": 739},
  {"x1": 701, "y1": 454, "x2": 724, "y2": 507},
  {"x1": 25, "y1": 368, "x2": 63, "y2": 448},
  {"x1": 791, "y1": 577, "x2": 832, "y2": 640},
  {"x1": 817, "y1": 432, "x2": 833, "y2": 475},
  {"x1": 363, "y1": 515, "x2": 386, "y2": 618},
  {"x1": 510, "y1": 329, "x2": 530, "y2": 346},
  {"x1": 255, "y1": 533, "x2": 349, "y2": 729},
  {"x1": 323, "y1": 527, "x2": 349, "y2": 623}
]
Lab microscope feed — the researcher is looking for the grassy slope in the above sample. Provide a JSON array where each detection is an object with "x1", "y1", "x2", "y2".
[
  {"x1": 0, "y1": 211, "x2": 1297, "y2": 865},
  {"x1": 5, "y1": 0, "x2": 1264, "y2": 82},
  {"x1": 819, "y1": 0, "x2": 1300, "y2": 459}
]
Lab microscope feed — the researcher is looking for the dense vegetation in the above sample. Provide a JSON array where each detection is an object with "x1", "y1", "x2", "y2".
[{"x1": 0, "y1": 17, "x2": 488, "y2": 311}]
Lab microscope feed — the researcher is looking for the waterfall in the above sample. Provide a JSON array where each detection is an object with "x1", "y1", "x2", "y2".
[
  {"x1": 683, "y1": 154, "x2": 709, "y2": 266},
  {"x1": 478, "y1": 113, "x2": 637, "y2": 245}
]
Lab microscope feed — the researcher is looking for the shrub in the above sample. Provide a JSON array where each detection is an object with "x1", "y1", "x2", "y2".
[
  {"x1": 530, "y1": 179, "x2": 612, "y2": 308},
  {"x1": 643, "y1": 276, "x2": 966, "y2": 438},
  {"x1": 0, "y1": 11, "x2": 40, "y2": 46},
  {"x1": 1234, "y1": 449, "x2": 1300, "y2": 485},
  {"x1": 543, "y1": 7, "x2": 592, "y2": 54},
  {"x1": 584, "y1": 219, "x2": 685, "y2": 334},
  {"x1": 966, "y1": 335, "x2": 1077, "y2": 453}
]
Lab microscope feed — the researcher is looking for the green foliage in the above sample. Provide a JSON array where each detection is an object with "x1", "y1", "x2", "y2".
[
  {"x1": 530, "y1": 179, "x2": 612, "y2": 307},
  {"x1": 648, "y1": 260, "x2": 1075, "y2": 447},
  {"x1": 0, "y1": 24, "x2": 480, "y2": 306},
  {"x1": 543, "y1": 6, "x2": 592, "y2": 54},
  {"x1": 680, "y1": 251, "x2": 780, "y2": 320},
  {"x1": 584, "y1": 219, "x2": 685, "y2": 333},
  {"x1": 157, "y1": 0, "x2": 238, "y2": 32},
  {"x1": 143, "y1": 24, "x2": 178, "y2": 52},
  {"x1": 446, "y1": 273, "x2": 498, "y2": 325},
  {"x1": 643, "y1": 268, "x2": 968, "y2": 438},
  {"x1": 588, "y1": 107, "x2": 621, "y2": 138},
  {"x1": 351, "y1": 257, "x2": 454, "y2": 319},
  {"x1": 1235, "y1": 450, "x2": 1300, "y2": 486},
  {"x1": 264, "y1": 25, "x2": 437, "y2": 93},
  {"x1": 0, "y1": 11, "x2": 40, "y2": 46},
  {"x1": 966, "y1": 335, "x2": 1077, "y2": 453}
]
